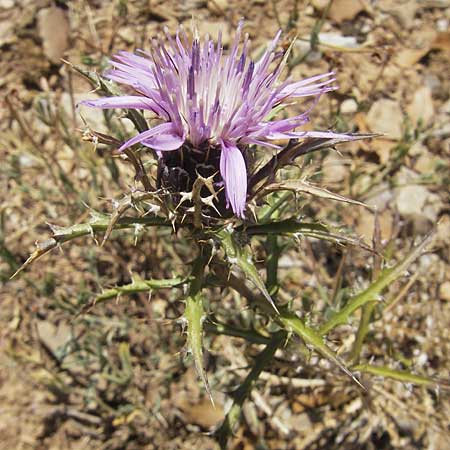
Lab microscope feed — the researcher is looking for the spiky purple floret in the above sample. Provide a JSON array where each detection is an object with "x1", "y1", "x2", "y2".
[{"x1": 81, "y1": 22, "x2": 347, "y2": 217}]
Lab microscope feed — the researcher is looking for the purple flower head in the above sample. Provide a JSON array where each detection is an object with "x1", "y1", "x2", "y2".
[{"x1": 81, "y1": 22, "x2": 346, "y2": 218}]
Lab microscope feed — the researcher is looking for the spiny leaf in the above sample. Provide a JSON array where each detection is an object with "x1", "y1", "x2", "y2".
[
  {"x1": 243, "y1": 219, "x2": 375, "y2": 253},
  {"x1": 191, "y1": 174, "x2": 220, "y2": 229},
  {"x1": 185, "y1": 291, "x2": 211, "y2": 401},
  {"x1": 319, "y1": 232, "x2": 435, "y2": 335},
  {"x1": 101, "y1": 191, "x2": 164, "y2": 246},
  {"x1": 242, "y1": 219, "x2": 328, "y2": 235},
  {"x1": 217, "y1": 228, "x2": 279, "y2": 314},
  {"x1": 352, "y1": 364, "x2": 447, "y2": 388},
  {"x1": 213, "y1": 261, "x2": 362, "y2": 388},
  {"x1": 66, "y1": 60, "x2": 149, "y2": 134},
  {"x1": 212, "y1": 259, "x2": 362, "y2": 388},
  {"x1": 295, "y1": 228, "x2": 375, "y2": 253},
  {"x1": 95, "y1": 276, "x2": 186, "y2": 303},
  {"x1": 248, "y1": 133, "x2": 379, "y2": 191},
  {"x1": 279, "y1": 309, "x2": 365, "y2": 390},
  {"x1": 259, "y1": 179, "x2": 370, "y2": 209},
  {"x1": 10, "y1": 214, "x2": 171, "y2": 278},
  {"x1": 184, "y1": 247, "x2": 212, "y2": 400},
  {"x1": 76, "y1": 276, "x2": 187, "y2": 316}
]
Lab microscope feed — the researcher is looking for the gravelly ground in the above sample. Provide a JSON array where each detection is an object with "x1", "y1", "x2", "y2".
[{"x1": 1, "y1": 1, "x2": 449, "y2": 449}]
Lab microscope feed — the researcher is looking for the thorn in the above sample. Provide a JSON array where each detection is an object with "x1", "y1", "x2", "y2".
[
  {"x1": 175, "y1": 191, "x2": 193, "y2": 211},
  {"x1": 201, "y1": 194, "x2": 221, "y2": 216}
]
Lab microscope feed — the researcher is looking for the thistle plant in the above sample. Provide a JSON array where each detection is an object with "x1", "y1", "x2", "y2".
[{"x1": 14, "y1": 21, "x2": 443, "y2": 447}]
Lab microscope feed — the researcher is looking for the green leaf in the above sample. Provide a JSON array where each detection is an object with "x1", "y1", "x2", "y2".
[
  {"x1": 352, "y1": 364, "x2": 443, "y2": 387},
  {"x1": 319, "y1": 232, "x2": 434, "y2": 335},
  {"x1": 259, "y1": 179, "x2": 370, "y2": 209},
  {"x1": 243, "y1": 219, "x2": 328, "y2": 235},
  {"x1": 185, "y1": 290, "x2": 210, "y2": 398},
  {"x1": 184, "y1": 247, "x2": 212, "y2": 399},
  {"x1": 94, "y1": 276, "x2": 186, "y2": 303},
  {"x1": 217, "y1": 228, "x2": 279, "y2": 314},
  {"x1": 279, "y1": 309, "x2": 364, "y2": 390},
  {"x1": 243, "y1": 219, "x2": 374, "y2": 253},
  {"x1": 10, "y1": 213, "x2": 171, "y2": 278}
]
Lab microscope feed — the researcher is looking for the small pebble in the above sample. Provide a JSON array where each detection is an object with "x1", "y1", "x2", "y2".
[
  {"x1": 340, "y1": 98, "x2": 358, "y2": 114},
  {"x1": 0, "y1": 0, "x2": 14, "y2": 9},
  {"x1": 436, "y1": 18, "x2": 448, "y2": 32}
]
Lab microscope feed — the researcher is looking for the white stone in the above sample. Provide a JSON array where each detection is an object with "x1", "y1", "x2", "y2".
[
  {"x1": 408, "y1": 86, "x2": 434, "y2": 127},
  {"x1": 340, "y1": 98, "x2": 358, "y2": 114},
  {"x1": 367, "y1": 99, "x2": 403, "y2": 140},
  {"x1": 37, "y1": 7, "x2": 70, "y2": 63},
  {"x1": 394, "y1": 184, "x2": 430, "y2": 217},
  {"x1": 0, "y1": 0, "x2": 14, "y2": 8}
]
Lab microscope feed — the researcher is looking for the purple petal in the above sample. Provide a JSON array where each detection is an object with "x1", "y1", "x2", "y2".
[
  {"x1": 79, "y1": 96, "x2": 158, "y2": 111},
  {"x1": 277, "y1": 72, "x2": 337, "y2": 100},
  {"x1": 219, "y1": 140, "x2": 247, "y2": 218},
  {"x1": 297, "y1": 131, "x2": 355, "y2": 140},
  {"x1": 118, "y1": 122, "x2": 183, "y2": 152},
  {"x1": 141, "y1": 132, "x2": 184, "y2": 151}
]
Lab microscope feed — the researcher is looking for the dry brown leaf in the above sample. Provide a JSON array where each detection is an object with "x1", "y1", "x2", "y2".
[
  {"x1": 178, "y1": 397, "x2": 225, "y2": 428},
  {"x1": 395, "y1": 47, "x2": 431, "y2": 67},
  {"x1": 439, "y1": 282, "x2": 450, "y2": 301},
  {"x1": 329, "y1": 0, "x2": 366, "y2": 22},
  {"x1": 432, "y1": 32, "x2": 450, "y2": 52}
]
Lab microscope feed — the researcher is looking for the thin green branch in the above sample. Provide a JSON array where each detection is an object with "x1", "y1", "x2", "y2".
[
  {"x1": 215, "y1": 331, "x2": 286, "y2": 449},
  {"x1": 11, "y1": 214, "x2": 171, "y2": 278},
  {"x1": 204, "y1": 320, "x2": 271, "y2": 345},
  {"x1": 95, "y1": 276, "x2": 187, "y2": 303},
  {"x1": 279, "y1": 309, "x2": 364, "y2": 390},
  {"x1": 212, "y1": 263, "x2": 363, "y2": 388},
  {"x1": 350, "y1": 215, "x2": 384, "y2": 363},
  {"x1": 242, "y1": 219, "x2": 374, "y2": 253},
  {"x1": 319, "y1": 233, "x2": 434, "y2": 335},
  {"x1": 349, "y1": 301, "x2": 377, "y2": 365},
  {"x1": 352, "y1": 364, "x2": 442, "y2": 388}
]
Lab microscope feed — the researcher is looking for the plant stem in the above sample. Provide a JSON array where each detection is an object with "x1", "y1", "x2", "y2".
[
  {"x1": 215, "y1": 331, "x2": 286, "y2": 449},
  {"x1": 204, "y1": 320, "x2": 271, "y2": 345},
  {"x1": 350, "y1": 301, "x2": 377, "y2": 364},
  {"x1": 185, "y1": 245, "x2": 212, "y2": 398},
  {"x1": 352, "y1": 364, "x2": 438, "y2": 387},
  {"x1": 11, "y1": 215, "x2": 172, "y2": 278},
  {"x1": 319, "y1": 233, "x2": 433, "y2": 335}
]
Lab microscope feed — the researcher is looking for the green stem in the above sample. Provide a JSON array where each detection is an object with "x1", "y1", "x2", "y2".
[
  {"x1": 352, "y1": 364, "x2": 438, "y2": 387},
  {"x1": 266, "y1": 234, "x2": 281, "y2": 296},
  {"x1": 279, "y1": 309, "x2": 364, "y2": 389},
  {"x1": 214, "y1": 265, "x2": 363, "y2": 388},
  {"x1": 204, "y1": 320, "x2": 271, "y2": 345},
  {"x1": 11, "y1": 215, "x2": 171, "y2": 278},
  {"x1": 319, "y1": 234, "x2": 433, "y2": 335},
  {"x1": 185, "y1": 246, "x2": 212, "y2": 397},
  {"x1": 350, "y1": 302, "x2": 377, "y2": 365},
  {"x1": 215, "y1": 331, "x2": 286, "y2": 449},
  {"x1": 95, "y1": 276, "x2": 186, "y2": 303}
]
